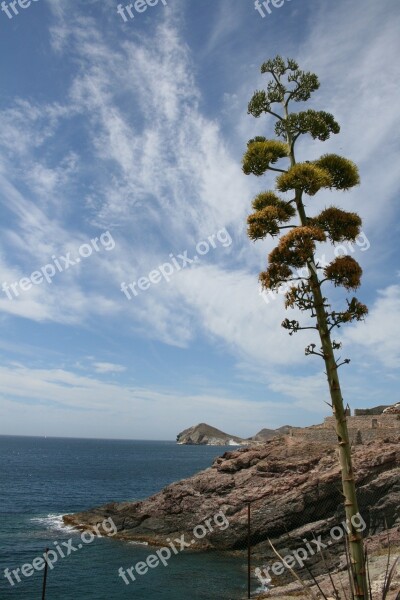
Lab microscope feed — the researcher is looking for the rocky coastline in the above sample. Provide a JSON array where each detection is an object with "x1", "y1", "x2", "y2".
[
  {"x1": 63, "y1": 435, "x2": 399, "y2": 554},
  {"x1": 176, "y1": 422, "x2": 248, "y2": 446}
]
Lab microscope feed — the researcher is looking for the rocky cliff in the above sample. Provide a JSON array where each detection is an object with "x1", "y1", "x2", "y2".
[
  {"x1": 176, "y1": 407, "x2": 400, "y2": 446},
  {"x1": 63, "y1": 435, "x2": 400, "y2": 563},
  {"x1": 176, "y1": 422, "x2": 247, "y2": 445},
  {"x1": 354, "y1": 405, "x2": 391, "y2": 415},
  {"x1": 384, "y1": 402, "x2": 400, "y2": 414},
  {"x1": 251, "y1": 425, "x2": 293, "y2": 441},
  {"x1": 176, "y1": 422, "x2": 294, "y2": 445}
]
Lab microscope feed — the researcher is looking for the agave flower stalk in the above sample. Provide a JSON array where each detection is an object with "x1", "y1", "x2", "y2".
[{"x1": 243, "y1": 56, "x2": 369, "y2": 599}]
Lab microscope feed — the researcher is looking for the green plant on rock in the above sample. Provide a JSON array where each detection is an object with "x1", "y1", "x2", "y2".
[{"x1": 243, "y1": 56, "x2": 369, "y2": 599}]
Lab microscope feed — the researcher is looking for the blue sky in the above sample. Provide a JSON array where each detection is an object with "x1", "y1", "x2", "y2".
[{"x1": 0, "y1": 0, "x2": 399, "y2": 440}]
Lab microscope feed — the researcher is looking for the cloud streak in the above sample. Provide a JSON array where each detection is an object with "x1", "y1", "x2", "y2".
[{"x1": 0, "y1": 0, "x2": 399, "y2": 437}]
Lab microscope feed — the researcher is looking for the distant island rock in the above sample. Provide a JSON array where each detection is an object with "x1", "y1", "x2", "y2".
[
  {"x1": 176, "y1": 422, "x2": 294, "y2": 445},
  {"x1": 250, "y1": 425, "x2": 294, "y2": 441},
  {"x1": 176, "y1": 423, "x2": 247, "y2": 446},
  {"x1": 175, "y1": 403, "x2": 400, "y2": 446}
]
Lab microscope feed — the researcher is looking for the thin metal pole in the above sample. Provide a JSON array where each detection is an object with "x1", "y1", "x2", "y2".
[
  {"x1": 247, "y1": 502, "x2": 251, "y2": 599},
  {"x1": 42, "y1": 548, "x2": 49, "y2": 600}
]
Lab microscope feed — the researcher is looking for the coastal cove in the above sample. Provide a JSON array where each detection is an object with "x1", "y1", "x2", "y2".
[
  {"x1": 62, "y1": 433, "x2": 400, "y2": 598},
  {"x1": 0, "y1": 436, "x2": 246, "y2": 599}
]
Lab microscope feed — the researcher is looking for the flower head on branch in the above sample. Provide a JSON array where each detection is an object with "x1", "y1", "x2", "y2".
[
  {"x1": 277, "y1": 163, "x2": 332, "y2": 196},
  {"x1": 261, "y1": 55, "x2": 294, "y2": 76},
  {"x1": 325, "y1": 297, "x2": 368, "y2": 331},
  {"x1": 285, "y1": 282, "x2": 317, "y2": 311},
  {"x1": 259, "y1": 263, "x2": 293, "y2": 291},
  {"x1": 251, "y1": 191, "x2": 294, "y2": 212},
  {"x1": 287, "y1": 71, "x2": 320, "y2": 102},
  {"x1": 275, "y1": 110, "x2": 340, "y2": 142},
  {"x1": 282, "y1": 318, "x2": 301, "y2": 335},
  {"x1": 248, "y1": 207, "x2": 281, "y2": 239},
  {"x1": 248, "y1": 56, "x2": 320, "y2": 118},
  {"x1": 242, "y1": 140, "x2": 289, "y2": 176},
  {"x1": 269, "y1": 226, "x2": 326, "y2": 268},
  {"x1": 248, "y1": 91, "x2": 273, "y2": 117},
  {"x1": 314, "y1": 154, "x2": 360, "y2": 190},
  {"x1": 305, "y1": 343, "x2": 325, "y2": 358},
  {"x1": 324, "y1": 256, "x2": 363, "y2": 290},
  {"x1": 247, "y1": 192, "x2": 296, "y2": 240},
  {"x1": 310, "y1": 207, "x2": 362, "y2": 242}
]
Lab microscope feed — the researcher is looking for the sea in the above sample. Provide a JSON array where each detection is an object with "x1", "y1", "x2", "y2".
[{"x1": 0, "y1": 436, "x2": 249, "y2": 599}]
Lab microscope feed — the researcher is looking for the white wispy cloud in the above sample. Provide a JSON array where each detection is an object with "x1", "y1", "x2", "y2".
[
  {"x1": 92, "y1": 362, "x2": 127, "y2": 374},
  {"x1": 343, "y1": 284, "x2": 400, "y2": 370},
  {"x1": 0, "y1": 0, "x2": 399, "y2": 439},
  {"x1": 0, "y1": 363, "x2": 298, "y2": 438}
]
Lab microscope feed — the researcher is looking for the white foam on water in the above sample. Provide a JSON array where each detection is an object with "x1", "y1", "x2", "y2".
[
  {"x1": 127, "y1": 540, "x2": 149, "y2": 546},
  {"x1": 30, "y1": 514, "x2": 76, "y2": 534}
]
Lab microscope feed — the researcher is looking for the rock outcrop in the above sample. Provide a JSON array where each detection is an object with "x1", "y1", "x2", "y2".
[
  {"x1": 176, "y1": 422, "x2": 295, "y2": 445},
  {"x1": 354, "y1": 404, "x2": 391, "y2": 415},
  {"x1": 176, "y1": 423, "x2": 247, "y2": 445},
  {"x1": 176, "y1": 410, "x2": 400, "y2": 447},
  {"x1": 383, "y1": 402, "x2": 400, "y2": 415},
  {"x1": 63, "y1": 435, "x2": 400, "y2": 561},
  {"x1": 251, "y1": 425, "x2": 293, "y2": 441}
]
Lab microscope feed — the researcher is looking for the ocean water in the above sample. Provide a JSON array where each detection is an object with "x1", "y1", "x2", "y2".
[{"x1": 0, "y1": 436, "x2": 248, "y2": 599}]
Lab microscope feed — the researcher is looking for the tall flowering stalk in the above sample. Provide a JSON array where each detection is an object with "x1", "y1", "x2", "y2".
[{"x1": 243, "y1": 56, "x2": 369, "y2": 598}]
